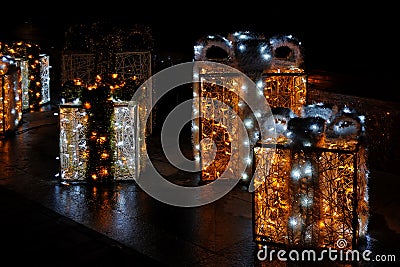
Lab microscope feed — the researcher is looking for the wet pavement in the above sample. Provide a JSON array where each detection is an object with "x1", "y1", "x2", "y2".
[
  {"x1": 1, "y1": 72, "x2": 400, "y2": 266},
  {"x1": 0, "y1": 106, "x2": 257, "y2": 266}
]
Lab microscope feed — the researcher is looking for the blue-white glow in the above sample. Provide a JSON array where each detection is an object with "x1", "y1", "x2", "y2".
[{"x1": 291, "y1": 169, "x2": 301, "y2": 180}]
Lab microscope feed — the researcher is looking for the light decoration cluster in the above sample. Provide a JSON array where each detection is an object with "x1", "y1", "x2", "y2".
[
  {"x1": 0, "y1": 55, "x2": 23, "y2": 136},
  {"x1": 193, "y1": 32, "x2": 306, "y2": 182},
  {"x1": 260, "y1": 68, "x2": 307, "y2": 116},
  {"x1": 253, "y1": 103, "x2": 369, "y2": 250},
  {"x1": 307, "y1": 87, "x2": 400, "y2": 174},
  {"x1": 61, "y1": 51, "x2": 152, "y2": 84},
  {"x1": 257, "y1": 34, "x2": 306, "y2": 116},
  {"x1": 61, "y1": 51, "x2": 152, "y2": 134},
  {"x1": 59, "y1": 100, "x2": 143, "y2": 183},
  {"x1": 16, "y1": 58, "x2": 30, "y2": 110},
  {"x1": 0, "y1": 41, "x2": 51, "y2": 110},
  {"x1": 192, "y1": 70, "x2": 242, "y2": 181},
  {"x1": 194, "y1": 31, "x2": 271, "y2": 81},
  {"x1": 39, "y1": 54, "x2": 51, "y2": 105},
  {"x1": 192, "y1": 63, "x2": 268, "y2": 182}
]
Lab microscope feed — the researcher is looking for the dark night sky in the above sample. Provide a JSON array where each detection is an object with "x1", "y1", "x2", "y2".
[{"x1": 1, "y1": 3, "x2": 398, "y2": 96}]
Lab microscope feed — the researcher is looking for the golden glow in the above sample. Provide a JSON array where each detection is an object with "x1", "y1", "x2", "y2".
[
  {"x1": 73, "y1": 78, "x2": 82, "y2": 86},
  {"x1": 262, "y1": 67, "x2": 307, "y2": 116},
  {"x1": 59, "y1": 101, "x2": 146, "y2": 182},
  {"x1": 83, "y1": 102, "x2": 91, "y2": 109},
  {"x1": 196, "y1": 75, "x2": 241, "y2": 181},
  {"x1": 253, "y1": 138, "x2": 369, "y2": 249},
  {"x1": 99, "y1": 136, "x2": 106, "y2": 144},
  {"x1": 1, "y1": 67, "x2": 23, "y2": 134}
]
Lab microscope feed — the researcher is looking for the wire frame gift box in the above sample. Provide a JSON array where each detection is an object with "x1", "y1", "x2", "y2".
[
  {"x1": 0, "y1": 55, "x2": 23, "y2": 136},
  {"x1": 59, "y1": 100, "x2": 145, "y2": 183},
  {"x1": 252, "y1": 104, "x2": 369, "y2": 250}
]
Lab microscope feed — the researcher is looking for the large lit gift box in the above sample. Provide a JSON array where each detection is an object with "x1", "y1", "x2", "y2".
[
  {"x1": 0, "y1": 55, "x2": 23, "y2": 136},
  {"x1": 2, "y1": 41, "x2": 51, "y2": 110},
  {"x1": 58, "y1": 75, "x2": 147, "y2": 184},
  {"x1": 192, "y1": 33, "x2": 308, "y2": 183},
  {"x1": 253, "y1": 103, "x2": 369, "y2": 250}
]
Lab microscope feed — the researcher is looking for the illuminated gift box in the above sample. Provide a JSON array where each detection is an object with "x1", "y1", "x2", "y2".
[
  {"x1": 252, "y1": 104, "x2": 369, "y2": 250},
  {"x1": 0, "y1": 55, "x2": 23, "y2": 136},
  {"x1": 1, "y1": 41, "x2": 49, "y2": 110},
  {"x1": 59, "y1": 100, "x2": 146, "y2": 183}
]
